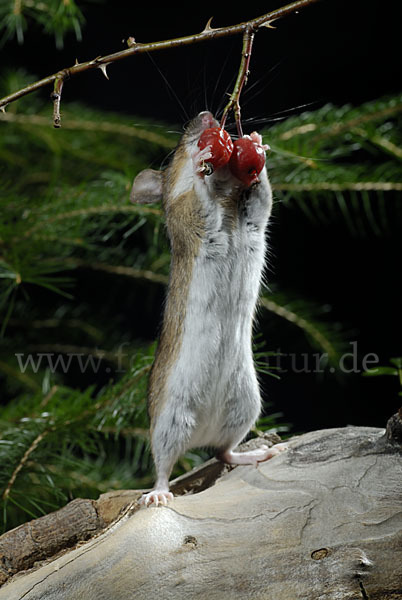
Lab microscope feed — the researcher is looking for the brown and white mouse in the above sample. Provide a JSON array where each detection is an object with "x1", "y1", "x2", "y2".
[{"x1": 131, "y1": 111, "x2": 287, "y2": 506}]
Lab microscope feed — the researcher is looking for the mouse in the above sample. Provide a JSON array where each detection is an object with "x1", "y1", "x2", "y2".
[{"x1": 131, "y1": 110, "x2": 287, "y2": 506}]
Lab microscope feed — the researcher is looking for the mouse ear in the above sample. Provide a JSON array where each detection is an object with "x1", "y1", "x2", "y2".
[{"x1": 130, "y1": 169, "x2": 163, "y2": 204}]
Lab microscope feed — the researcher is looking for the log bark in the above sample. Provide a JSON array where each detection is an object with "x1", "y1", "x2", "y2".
[{"x1": 0, "y1": 420, "x2": 401, "y2": 600}]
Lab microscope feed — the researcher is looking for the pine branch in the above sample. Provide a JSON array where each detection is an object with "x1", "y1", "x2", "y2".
[
  {"x1": 18, "y1": 204, "x2": 163, "y2": 242},
  {"x1": 0, "y1": 358, "x2": 39, "y2": 392},
  {"x1": 260, "y1": 295, "x2": 345, "y2": 366},
  {"x1": 0, "y1": 0, "x2": 86, "y2": 49},
  {"x1": 3, "y1": 428, "x2": 49, "y2": 501},
  {"x1": 0, "y1": 350, "x2": 154, "y2": 529},
  {"x1": 0, "y1": 112, "x2": 176, "y2": 147},
  {"x1": 273, "y1": 182, "x2": 402, "y2": 192},
  {"x1": 277, "y1": 101, "x2": 402, "y2": 143},
  {"x1": 62, "y1": 259, "x2": 169, "y2": 285},
  {"x1": 265, "y1": 94, "x2": 402, "y2": 233}
]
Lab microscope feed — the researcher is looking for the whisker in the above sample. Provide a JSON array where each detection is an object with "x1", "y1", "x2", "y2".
[{"x1": 146, "y1": 52, "x2": 189, "y2": 123}]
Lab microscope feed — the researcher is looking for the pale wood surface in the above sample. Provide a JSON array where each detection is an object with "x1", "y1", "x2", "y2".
[{"x1": 1, "y1": 425, "x2": 401, "y2": 600}]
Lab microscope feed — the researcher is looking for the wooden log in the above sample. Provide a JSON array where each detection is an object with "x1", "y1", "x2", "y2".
[{"x1": 0, "y1": 422, "x2": 401, "y2": 600}]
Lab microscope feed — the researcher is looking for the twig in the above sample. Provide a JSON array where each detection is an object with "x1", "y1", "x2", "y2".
[
  {"x1": 220, "y1": 27, "x2": 255, "y2": 136},
  {"x1": 0, "y1": 0, "x2": 321, "y2": 126},
  {"x1": 51, "y1": 71, "x2": 67, "y2": 128}
]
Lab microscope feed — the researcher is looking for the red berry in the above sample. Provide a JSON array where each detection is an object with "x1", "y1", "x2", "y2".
[
  {"x1": 229, "y1": 137, "x2": 266, "y2": 186},
  {"x1": 197, "y1": 127, "x2": 234, "y2": 171}
]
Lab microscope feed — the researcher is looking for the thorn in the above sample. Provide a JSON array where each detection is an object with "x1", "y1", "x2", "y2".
[
  {"x1": 127, "y1": 36, "x2": 136, "y2": 48},
  {"x1": 260, "y1": 19, "x2": 277, "y2": 29},
  {"x1": 99, "y1": 63, "x2": 110, "y2": 80},
  {"x1": 75, "y1": 58, "x2": 79, "y2": 65},
  {"x1": 0, "y1": 105, "x2": 7, "y2": 113},
  {"x1": 203, "y1": 17, "x2": 215, "y2": 32}
]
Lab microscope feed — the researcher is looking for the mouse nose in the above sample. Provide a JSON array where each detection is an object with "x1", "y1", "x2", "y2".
[{"x1": 198, "y1": 111, "x2": 216, "y2": 128}]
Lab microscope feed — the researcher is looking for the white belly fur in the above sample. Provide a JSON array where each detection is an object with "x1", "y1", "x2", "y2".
[{"x1": 165, "y1": 221, "x2": 267, "y2": 450}]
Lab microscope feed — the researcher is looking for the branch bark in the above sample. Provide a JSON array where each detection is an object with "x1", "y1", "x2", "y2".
[
  {"x1": 0, "y1": 416, "x2": 401, "y2": 599},
  {"x1": 220, "y1": 26, "x2": 255, "y2": 136},
  {"x1": 0, "y1": 0, "x2": 321, "y2": 126}
]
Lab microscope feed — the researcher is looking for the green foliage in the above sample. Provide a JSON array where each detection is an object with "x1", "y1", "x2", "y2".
[
  {"x1": 0, "y1": 0, "x2": 92, "y2": 48},
  {"x1": 0, "y1": 350, "x2": 153, "y2": 531},
  {"x1": 0, "y1": 70, "x2": 401, "y2": 532},
  {"x1": 363, "y1": 357, "x2": 402, "y2": 397},
  {"x1": 266, "y1": 93, "x2": 402, "y2": 235}
]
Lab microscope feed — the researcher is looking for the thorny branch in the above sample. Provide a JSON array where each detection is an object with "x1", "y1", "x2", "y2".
[{"x1": 0, "y1": 0, "x2": 321, "y2": 127}]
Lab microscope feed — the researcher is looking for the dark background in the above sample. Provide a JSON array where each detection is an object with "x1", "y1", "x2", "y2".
[{"x1": 6, "y1": 0, "x2": 402, "y2": 434}]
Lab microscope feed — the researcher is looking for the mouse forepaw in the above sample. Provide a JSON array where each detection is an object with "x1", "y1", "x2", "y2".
[
  {"x1": 249, "y1": 131, "x2": 270, "y2": 152},
  {"x1": 139, "y1": 489, "x2": 174, "y2": 508},
  {"x1": 192, "y1": 145, "x2": 213, "y2": 176}
]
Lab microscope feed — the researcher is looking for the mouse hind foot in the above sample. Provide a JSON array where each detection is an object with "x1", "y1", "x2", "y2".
[
  {"x1": 139, "y1": 471, "x2": 174, "y2": 507},
  {"x1": 139, "y1": 488, "x2": 174, "y2": 507}
]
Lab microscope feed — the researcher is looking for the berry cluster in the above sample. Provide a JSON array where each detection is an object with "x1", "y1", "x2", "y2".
[{"x1": 197, "y1": 127, "x2": 267, "y2": 187}]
